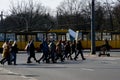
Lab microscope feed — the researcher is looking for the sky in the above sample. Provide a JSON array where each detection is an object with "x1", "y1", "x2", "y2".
[
  {"x1": 40, "y1": 0, "x2": 63, "y2": 10},
  {"x1": 0, "y1": 0, "x2": 64, "y2": 13},
  {"x1": 0, "y1": 0, "x2": 117, "y2": 14}
]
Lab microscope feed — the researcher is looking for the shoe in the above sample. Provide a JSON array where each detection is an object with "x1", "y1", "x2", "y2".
[
  {"x1": 0, "y1": 61, "x2": 2, "y2": 64},
  {"x1": 0, "y1": 61, "x2": 4, "y2": 65},
  {"x1": 61, "y1": 60, "x2": 64, "y2": 62},
  {"x1": 14, "y1": 64, "x2": 17, "y2": 65},
  {"x1": 8, "y1": 63, "x2": 12, "y2": 65},
  {"x1": 52, "y1": 61, "x2": 57, "y2": 63},
  {"x1": 74, "y1": 58, "x2": 77, "y2": 61},
  {"x1": 82, "y1": 58, "x2": 86, "y2": 60},
  {"x1": 46, "y1": 60, "x2": 50, "y2": 63},
  {"x1": 27, "y1": 61, "x2": 32, "y2": 63},
  {"x1": 36, "y1": 60, "x2": 40, "y2": 64},
  {"x1": 70, "y1": 58, "x2": 73, "y2": 60}
]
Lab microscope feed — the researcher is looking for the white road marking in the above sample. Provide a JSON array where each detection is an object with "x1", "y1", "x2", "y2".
[
  {"x1": 81, "y1": 68, "x2": 94, "y2": 71},
  {"x1": 0, "y1": 67, "x2": 38, "y2": 80},
  {"x1": 100, "y1": 57, "x2": 120, "y2": 60}
]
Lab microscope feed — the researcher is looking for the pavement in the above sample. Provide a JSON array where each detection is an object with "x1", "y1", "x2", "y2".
[
  {"x1": 0, "y1": 67, "x2": 29, "y2": 80},
  {"x1": 0, "y1": 50, "x2": 120, "y2": 80}
]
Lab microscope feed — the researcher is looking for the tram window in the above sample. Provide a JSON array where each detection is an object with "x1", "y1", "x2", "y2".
[
  {"x1": 116, "y1": 35, "x2": 120, "y2": 40},
  {"x1": 17, "y1": 35, "x2": 25, "y2": 42},
  {"x1": 21, "y1": 35, "x2": 25, "y2": 41},
  {"x1": 37, "y1": 33, "x2": 44, "y2": 41},
  {"x1": 78, "y1": 33, "x2": 82, "y2": 40},
  {"x1": 112, "y1": 35, "x2": 116, "y2": 40},
  {"x1": 96, "y1": 32, "x2": 102, "y2": 40},
  {"x1": 112, "y1": 35, "x2": 120, "y2": 40},
  {"x1": 102, "y1": 32, "x2": 111, "y2": 40},
  {"x1": 58, "y1": 35, "x2": 62, "y2": 41},
  {"x1": 66, "y1": 33, "x2": 70, "y2": 41},
  {"x1": 32, "y1": 35, "x2": 36, "y2": 41},
  {"x1": 0, "y1": 33, "x2": 5, "y2": 41},
  {"x1": 6, "y1": 33, "x2": 15, "y2": 41},
  {"x1": 83, "y1": 35, "x2": 87, "y2": 40},
  {"x1": 47, "y1": 33, "x2": 56, "y2": 41},
  {"x1": 17, "y1": 35, "x2": 20, "y2": 41},
  {"x1": 62, "y1": 35, "x2": 66, "y2": 41},
  {"x1": 58, "y1": 35, "x2": 66, "y2": 41},
  {"x1": 27, "y1": 35, "x2": 36, "y2": 41}
]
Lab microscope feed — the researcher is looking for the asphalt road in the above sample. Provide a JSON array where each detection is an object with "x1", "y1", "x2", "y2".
[{"x1": 0, "y1": 51, "x2": 120, "y2": 80}]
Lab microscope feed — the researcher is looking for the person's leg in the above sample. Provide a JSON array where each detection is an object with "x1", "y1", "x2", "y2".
[
  {"x1": 51, "y1": 51, "x2": 56, "y2": 63},
  {"x1": 27, "y1": 55, "x2": 32, "y2": 63},
  {"x1": 55, "y1": 53, "x2": 59, "y2": 62},
  {"x1": 80, "y1": 51, "x2": 86, "y2": 60},
  {"x1": 13, "y1": 53, "x2": 17, "y2": 65},
  {"x1": 7, "y1": 55, "x2": 12, "y2": 65},
  {"x1": 68, "y1": 52, "x2": 73, "y2": 60},
  {"x1": 60, "y1": 54, "x2": 64, "y2": 62},
  {"x1": 32, "y1": 52, "x2": 37, "y2": 62},
  {"x1": 44, "y1": 51, "x2": 49, "y2": 63},
  {"x1": 38, "y1": 53, "x2": 45, "y2": 62},
  {"x1": 0, "y1": 58, "x2": 6, "y2": 64},
  {"x1": 11, "y1": 52, "x2": 17, "y2": 65},
  {"x1": 74, "y1": 50, "x2": 79, "y2": 60}
]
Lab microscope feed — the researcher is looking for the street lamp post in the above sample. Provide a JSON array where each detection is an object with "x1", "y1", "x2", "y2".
[{"x1": 91, "y1": 0, "x2": 96, "y2": 54}]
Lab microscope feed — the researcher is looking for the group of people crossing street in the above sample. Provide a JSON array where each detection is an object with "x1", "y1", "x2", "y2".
[
  {"x1": 0, "y1": 39, "x2": 86, "y2": 65},
  {"x1": 36, "y1": 39, "x2": 86, "y2": 64}
]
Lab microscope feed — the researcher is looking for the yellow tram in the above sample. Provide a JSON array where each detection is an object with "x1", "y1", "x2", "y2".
[{"x1": 0, "y1": 29, "x2": 120, "y2": 51}]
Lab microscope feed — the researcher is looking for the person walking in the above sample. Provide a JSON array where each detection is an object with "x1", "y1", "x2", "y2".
[
  {"x1": 11, "y1": 41, "x2": 18, "y2": 65},
  {"x1": 74, "y1": 40, "x2": 86, "y2": 60},
  {"x1": 26, "y1": 40, "x2": 38, "y2": 63},
  {"x1": 64, "y1": 41, "x2": 72, "y2": 60},
  {"x1": 55, "y1": 40, "x2": 64, "y2": 62},
  {"x1": 70, "y1": 40, "x2": 76, "y2": 59},
  {"x1": 40, "y1": 39, "x2": 50, "y2": 63},
  {"x1": 0, "y1": 41, "x2": 11, "y2": 65},
  {"x1": 37, "y1": 39, "x2": 53, "y2": 63},
  {"x1": 49, "y1": 40, "x2": 56, "y2": 63}
]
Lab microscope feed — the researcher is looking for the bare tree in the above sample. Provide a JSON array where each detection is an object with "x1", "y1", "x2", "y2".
[
  {"x1": 56, "y1": 0, "x2": 107, "y2": 31},
  {"x1": 3, "y1": 0, "x2": 54, "y2": 31},
  {"x1": 56, "y1": 0, "x2": 87, "y2": 30},
  {"x1": 113, "y1": 1, "x2": 120, "y2": 30}
]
